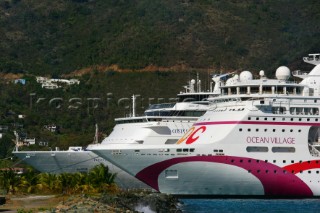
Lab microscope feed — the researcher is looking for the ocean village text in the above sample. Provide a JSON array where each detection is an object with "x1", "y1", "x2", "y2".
[{"x1": 246, "y1": 136, "x2": 295, "y2": 144}]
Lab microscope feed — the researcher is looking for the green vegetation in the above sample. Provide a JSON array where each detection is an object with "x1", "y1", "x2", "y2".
[
  {"x1": 0, "y1": 0, "x2": 319, "y2": 75},
  {"x1": 0, "y1": 71, "x2": 205, "y2": 158},
  {"x1": 0, "y1": 164, "x2": 117, "y2": 195}
]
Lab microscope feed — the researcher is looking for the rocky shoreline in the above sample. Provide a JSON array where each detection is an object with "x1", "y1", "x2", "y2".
[
  {"x1": 2, "y1": 190, "x2": 179, "y2": 213},
  {"x1": 54, "y1": 191, "x2": 181, "y2": 213}
]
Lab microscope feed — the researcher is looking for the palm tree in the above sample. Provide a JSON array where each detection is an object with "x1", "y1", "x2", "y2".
[
  {"x1": 71, "y1": 172, "x2": 94, "y2": 194},
  {"x1": 0, "y1": 169, "x2": 21, "y2": 194},
  {"x1": 37, "y1": 173, "x2": 58, "y2": 193},
  {"x1": 88, "y1": 164, "x2": 117, "y2": 193},
  {"x1": 19, "y1": 168, "x2": 39, "y2": 193}
]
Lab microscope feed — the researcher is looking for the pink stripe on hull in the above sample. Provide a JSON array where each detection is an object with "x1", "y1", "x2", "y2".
[
  {"x1": 283, "y1": 160, "x2": 320, "y2": 174},
  {"x1": 135, "y1": 156, "x2": 313, "y2": 197}
]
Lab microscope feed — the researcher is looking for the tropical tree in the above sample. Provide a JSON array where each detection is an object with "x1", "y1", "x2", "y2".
[
  {"x1": 0, "y1": 169, "x2": 21, "y2": 194},
  {"x1": 19, "y1": 168, "x2": 39, "y2": 193},
  {"x1": 57, "y1": 173, "x2": 75, "y2": 195},
  {"x1": 88, "y1": 164, "x2": 117, "y2": 193},
  {"x1": 72, "y1": 172, "x2": 94, "y2": 194},
  {"x1": 37, "y1": 173, "x2": 58, "y2": 193}
]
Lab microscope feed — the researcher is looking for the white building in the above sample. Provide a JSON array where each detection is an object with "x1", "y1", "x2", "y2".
[{"x1": 36, "y1": 76, "x2": 80, "y2": 89}]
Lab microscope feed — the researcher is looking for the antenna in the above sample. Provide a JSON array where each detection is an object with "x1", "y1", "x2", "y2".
[
  {"x1": 14, "y1": 131, "x2": 19, "y2": 151},
  {"x1": 93, "y1": 123, "x2": 99, "y2": 144},
  {"x1": 132, "y1": 94, "x2": 136, "y2": 117}
]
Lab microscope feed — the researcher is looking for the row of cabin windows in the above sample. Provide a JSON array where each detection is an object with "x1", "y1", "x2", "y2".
[
  {"x1": 271, "y1": 107, "x2": 319, "y2": 115},
  {"x1": 221, "y1": 86, "x2": 303, "y2": 95},
  {"x1": 117, "y1": 116, "x2": 200, "y2": 124},
  {"x1": 248, "y1": 117, "x2": 319, "y2": 122},
  {"x1": 240, "y1": 128, "x2": 301, "y2": 133},
  {"x1": 248, "y1": 170, "x2": 319, "y2": 174},
  {"x1": 145, "y1": 110, "x2": 206, "y2": 117},
  {"x1": 116, "y1": 119, "x2": 148, "y2": 124},
  {"x1": 176, "y1": 148, "x2": 195, "y2": 152},
  {"x1": 223, "y1": 159, "x2": 319, "y2": 164},
  {"x1": 228, "y1": 108, "x2": 245, "y2": 111},
  {"x1": 176, "y1": 149, "x2": 224, "y2": 153},
  {"x1": 246, "y1": 146, "x2": 295, "y2": 153}
]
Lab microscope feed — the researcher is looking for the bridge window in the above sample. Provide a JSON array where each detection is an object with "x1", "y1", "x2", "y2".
[
  {"x1": 272, "y1": 147, "x2": 295, "y2": 153},
  {"x1": 246, "y1": 146, "x2": 268, "y2": 152}
]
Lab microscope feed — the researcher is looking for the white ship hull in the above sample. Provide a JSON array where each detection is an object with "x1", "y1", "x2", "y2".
[
  {"x1": 13, "y1": 117, "x2": 197, "y2": 188},
  {"x1": 90, "y1": 62, "x2": 320, "y2": 197},
  {"x1": 13, "y1": 150, "x2": 148, "y2": 188},
  {"x1": 91, "y1": 140, "x2": 319, "y2": 197}
]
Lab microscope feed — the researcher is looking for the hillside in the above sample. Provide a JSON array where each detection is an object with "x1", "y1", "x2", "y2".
[
  {"x1": 0, "y1": 70, "x2": 207, "y2": 159},
  {"x1": 0, "y1": 0, "x2": 319, "y2": 76}
]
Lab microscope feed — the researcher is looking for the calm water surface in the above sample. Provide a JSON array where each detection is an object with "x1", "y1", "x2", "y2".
[{"x1": 181, "y1": 199, "x2": 320, "y2": 213}]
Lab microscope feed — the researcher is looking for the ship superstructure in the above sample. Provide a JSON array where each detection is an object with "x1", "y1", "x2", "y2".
[{"x1": 89, "y1": 55, "x2": 320, "y2": 197}]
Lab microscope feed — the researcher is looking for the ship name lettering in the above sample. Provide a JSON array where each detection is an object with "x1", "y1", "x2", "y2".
[
  {"x1": 246, "y1": 136, "x2": 295, "y2": 144},
  {"x1": 171, "y1": 129, "x2": 188, "y2": 134},
  {"x1": 94, "y1": 158, "x2": 106, "y2": 162}
]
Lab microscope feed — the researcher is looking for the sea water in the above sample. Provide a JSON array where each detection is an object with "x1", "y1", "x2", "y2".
[{"x1": 181, "y1": 199, "x2": 320, "y2": 213}]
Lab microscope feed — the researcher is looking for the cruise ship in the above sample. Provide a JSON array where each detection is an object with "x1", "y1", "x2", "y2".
[
  {"x1": 89, "y1": 54, "x2": 320, "y2": 197},
  {"x1": 13, "y1": 76, "x2": 221, "y2": 187}
]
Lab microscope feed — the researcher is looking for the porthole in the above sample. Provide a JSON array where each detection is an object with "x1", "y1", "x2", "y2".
[
  {"x1": 291, "y1": 170, "x2": 295, "y2": 173},
  {"x1": 264, "y1": 129, "x2": 267, "y2": 132},
  {"x1": 307, "y1": 118, "x2": 310, "y2": 121},
  {"x1": 283, "y1": 160, "x2": 286, "y2": 163},
  {"x1": 264, "y1": 118, "x2": 267, "y2": 121},
  {"x1": 282, "y1": 118, "x2": 285, "y2": 121},
  {"x1": 273, "y1": 118, "x2": 276, "y2": 121},
  {"x1": 248, "y1": 160, "x2": 251, "y2": 163},
  {"x1": 248, "y1": 117, "x2": 251, "y2": 120},
  {"x1": 274, "y1": 170, "x2": 277, "y2": 174},
  {"x1": 248, "y1": 170, "x2": 251, "y2": 173},
  {"x1": 291, "y1": 160, "x2": 294, "y2": 163},
  {"x1": 308, "y1": 171, "x2": 311, "y2": 174},
  {"x1": 256, "y1": 129, "x2": 259, "y2": 132},
  {"x1": 257, "y1": 170, "x2": 260, "y2": 173},
  {"x1": 317, "y1": 171, "x2": 319, "y2": 174},
  {"x1": 290, "y1": 129, "x2": 293, "y2": 132},
  {"x1": 299, "y1": 118, "x2": 302, "y2": 121},
  {"x1": 316, "y1": 119, "x2": 319, "y2": 122},
  {"x1": 273, "y1": 160, "x2": 276, "y2": 163},
  {"x1": 298, "y1": 129, "x2": 301, "y2": 132},
  {"x1": 248, "y1": 129, "x2": 251, "y2": 132},
  {"x1": 266, "y1": 170, "x2": 269, "y2": 173},
  {"x1": 240, "y1": 159, "x2": 243, "y2": 163},
  {"x1": 282, "y1": 129, "x2": 285, "y2": 132},
  {"x1": 291, "y1": 118, "x2": 294, "y2": 121},
  {"x1": 239, "y1": 128, "x2": 242, "y2": 132},
  {"x1": 265, "y1": 160, "x2": 268, "y2": 163},
  {"x1": 273, "y1": 129, "x2": 276, "y2": 132}
]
